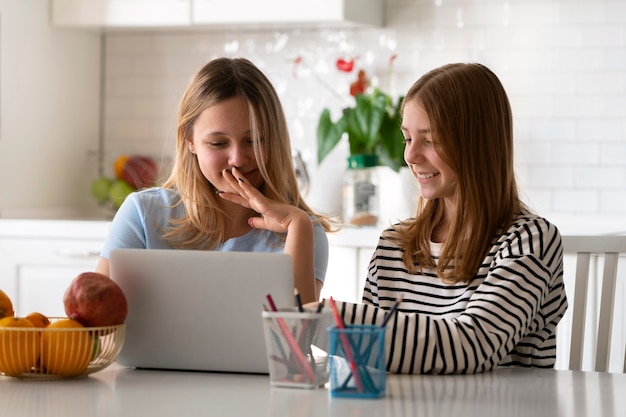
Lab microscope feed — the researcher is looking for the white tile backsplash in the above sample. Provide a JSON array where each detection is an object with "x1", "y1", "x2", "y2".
[
  {"x1": 553, "y1": 143, "x2": 600, "y2": 165},
  {"x1": 554, "y1": 189, "x2": 600, "y2": 213},
  {"x1": 527, "y1": 166, "x2": 576, "y2": 188},
  {"x1": 601, "y1": 190, "x2": 626, "y2": 212},
  {"x1": 577, "y1": 119, "x2": 624, "y2": 140},
  {"x1": 101, "y1": 0, "x2": 626, "y2": 223},
  {"x1": 601, "y1": 143, "x2": 626, "y2": 164},
  {"x1": 576, "y1": 166, "x2": 625, "y2": 188}
]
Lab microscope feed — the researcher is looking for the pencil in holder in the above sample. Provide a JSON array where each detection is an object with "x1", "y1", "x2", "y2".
[
  {"x1": 327, "y1": 324, "x2": 386, "y2": 398},
  {"x1": 261, "y1": 309, "x2": 332, "y2": 389}
]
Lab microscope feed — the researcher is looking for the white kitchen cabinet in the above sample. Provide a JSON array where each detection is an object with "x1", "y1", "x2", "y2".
[
  {"x1": 50, "y1": 0, "x2": 383, "y2": 29},
  {"x1": 51, "y1": 0, "x2": 192, "y2": 28},
  {"x1": 322, "y1": 227, "x2": 379, "y2": 303},
  {"x1": 192, "y1": 0, "x2": 384, "y2": 28},
  {"x1": 322, "y1": 246, "x2": 358, "y2": 302},
  {"x1": 0, "y1": 220, "x2": 110, "y2": 317}
]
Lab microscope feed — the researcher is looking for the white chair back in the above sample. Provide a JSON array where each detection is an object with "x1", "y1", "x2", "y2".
[{"x1": 561, "y1": 235, "x2": 626, "y2": 372}]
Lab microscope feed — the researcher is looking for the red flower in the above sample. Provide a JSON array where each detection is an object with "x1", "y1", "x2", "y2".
[
  {"x1": 336, "y1": 58, "x2": 355, "y2": 72},
  {"x1": 349, "y1": 70, "x2": 369, "y2": 97}
]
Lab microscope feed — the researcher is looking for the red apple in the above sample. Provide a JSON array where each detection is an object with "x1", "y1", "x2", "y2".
[
  {"x1": 122, "y1": 156, "x2": 158, "y2": 189},
  {"x1": 63, "y1": 272, "x2": 128, "y2": 327}
]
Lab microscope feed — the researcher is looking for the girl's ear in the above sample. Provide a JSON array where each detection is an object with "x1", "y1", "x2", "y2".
[
  {"x1": 183, "y1": 126, "x2": 194, "y2": 153},
  {"x1": 179, "y1": 125, "x2": 193, "y2": 151}
]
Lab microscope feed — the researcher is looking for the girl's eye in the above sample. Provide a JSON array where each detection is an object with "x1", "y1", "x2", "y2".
[
  {"x1": 249, "y1": 136, "x2": 266, "y2": 145},
  {"x1": 207, "y1": 141, "x2": 227, "y2": 148},
  {"x1": 203, "y1": 137, "x2": 259, "y2": 148},
  {"x1": 403, "y1": 137, "x2": 411, "y2": 144},
  {"x1": 422, "y1": 135, "x2": 435, "y2": 146}
]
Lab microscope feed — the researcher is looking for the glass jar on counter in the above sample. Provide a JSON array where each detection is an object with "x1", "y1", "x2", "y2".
[{"x1": 342, "y1": 154, "x2": 378, "y2": 227}]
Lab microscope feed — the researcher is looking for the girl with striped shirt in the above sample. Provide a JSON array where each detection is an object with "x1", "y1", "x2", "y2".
[{"x1": 332, "y1": 63, "x2": 568, "y2": 374}]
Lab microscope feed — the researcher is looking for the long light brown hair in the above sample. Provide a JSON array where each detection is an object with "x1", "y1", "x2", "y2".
[
  {"x1": 161, "y1": 57, "x2": 334, "y2": 248},
  {"x1": 393, "y1": 63, "x2": 528, "y2": 283}
]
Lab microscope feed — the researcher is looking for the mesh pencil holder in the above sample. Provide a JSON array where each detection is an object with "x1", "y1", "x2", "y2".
[
  {"x1": 327, "y1": 324, "x2": 386, "y2": 398},
  {"x1": 262, "y1": 308, "x2": 332, "y2": 388}
]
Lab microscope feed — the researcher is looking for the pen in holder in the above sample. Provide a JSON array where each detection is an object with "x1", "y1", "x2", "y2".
[{"x1": 261, "y1": 308, "x2": 332, "y2": 389}]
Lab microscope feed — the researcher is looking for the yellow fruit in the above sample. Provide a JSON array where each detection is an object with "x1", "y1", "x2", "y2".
[
  {"x1": 26, "y1": 312, "x2": 51, "y2": 328},
  {"x1": 108, "y1": 179, "x2": 135, "y2": 209},
  {"x1": 0, "y1": 289, "x2": 14, "y2": 318},
  {"x1": 114, "y1": 155, "x2": 129, "y2": 180},
  {"x1": 25, "y1": 312, "x2": 50, "y2": 371},
  {"x1": 42, "y1": 319, "x2": 92, "y2": 377},
  {"x1": 91, "y1": 176, "x2": 113, "y2": 204},
  {"x1": 0, "y1": 316, "x2": 41, "y2": 377}
]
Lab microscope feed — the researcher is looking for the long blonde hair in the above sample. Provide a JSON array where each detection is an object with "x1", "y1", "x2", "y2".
[
  {"x1": 394, "y1": 63, "x2": 528, "y2": 283},
  {"x1": 161, "y1": 57, "x2": 334, "y2": 248}
]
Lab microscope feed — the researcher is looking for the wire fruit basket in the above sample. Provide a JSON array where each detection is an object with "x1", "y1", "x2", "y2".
[{"x1": 0, "y1": 317, "x2": 125, "y2": 379}]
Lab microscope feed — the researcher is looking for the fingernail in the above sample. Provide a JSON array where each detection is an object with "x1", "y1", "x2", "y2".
[
  {"x1": 248, "y1": 218, "x2": 254, "y2": 228},
  {"x1": 237, "y1": 177, "x2": 244, "y2": 182},
  {"x1": 215, "y1": 190, "x2": 224, "y2": 195}
]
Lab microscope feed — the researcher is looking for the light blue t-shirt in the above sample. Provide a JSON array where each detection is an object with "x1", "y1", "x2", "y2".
[{"x1": 101, "y1": 187, "x2": 329, "y2": 283}]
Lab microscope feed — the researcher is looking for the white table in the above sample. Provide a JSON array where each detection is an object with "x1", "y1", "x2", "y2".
[{"x1": 1, "y1": 364, "x2": 624, "y2": 416}]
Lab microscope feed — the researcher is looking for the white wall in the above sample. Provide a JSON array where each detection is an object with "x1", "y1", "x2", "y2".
[
  {"x1": 100, "y1": 0, "x2": 626, "y2": 230},
  {"x1": 0, "y1": 0, "x2": 100, "y2": 218},
  {"x1": 1, "y1": 0, "x2": 625, "y2": 228}
]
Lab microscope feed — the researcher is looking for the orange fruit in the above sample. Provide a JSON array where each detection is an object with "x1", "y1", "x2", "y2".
[
  {"x1": 0, "y1": 289, "x2": 14, "y2": 318},
  {"x1": 25, "y1": 312, "x2": 51, "y2": 371},
  {"x1": 42, "y1": 319, "x2": 92, "y2": 377},
  {"x1": 0, "y1": 316, "x2": 41, "y2": 377},
  {"x1": 113, "y1": 155, "x2": 129, "y2": 180},
  {"x1": 26, "y1": 312, "x2": 51, "y2": 328}
]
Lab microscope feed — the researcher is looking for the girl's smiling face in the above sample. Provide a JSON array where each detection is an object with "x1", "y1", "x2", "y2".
[
  {"x1": 188, "y1": 96, "x2": 263, "y2": 193},
  {"x1": 401, "y1": 99, "x2": 457, "y2": 205}
]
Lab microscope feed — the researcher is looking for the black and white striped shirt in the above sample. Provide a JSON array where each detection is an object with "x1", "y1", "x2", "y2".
[{"x1": 335, "y1": 213, "x2": 568, "y2": 374}]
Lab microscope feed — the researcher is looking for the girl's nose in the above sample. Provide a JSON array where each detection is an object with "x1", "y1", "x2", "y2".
[
  {"x1": 228, "y1": 145, "x2": 251, "y2": 167},
  {"x1": 404, "y1": 141, "x2": 422, "y2": 165}
]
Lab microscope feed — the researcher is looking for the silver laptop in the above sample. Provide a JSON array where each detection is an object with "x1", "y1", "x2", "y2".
[{"x1": 109, "y1": 248, "x2": 294, "y2": 374}]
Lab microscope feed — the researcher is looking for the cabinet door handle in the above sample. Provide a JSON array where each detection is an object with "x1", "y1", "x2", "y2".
[{"x1": 56, "y1": 249, "x2": 101, "y2": 258}]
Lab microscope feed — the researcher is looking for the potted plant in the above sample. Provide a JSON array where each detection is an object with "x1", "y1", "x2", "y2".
[
  {"x1": 314, "y1": 58, "x2": 406, "y2": 226},
  {"x1": 316, "y1": 65, "x2": 405, "y2": 172}
]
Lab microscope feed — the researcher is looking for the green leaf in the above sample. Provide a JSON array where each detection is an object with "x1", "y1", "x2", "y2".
[
  {"x1": 316, "y1": 89, "x2": 406, "y2": 171},
  {"x1": 316, "y1": 108, "x2": 346, "y2": 163},
  {"x1": 347, "y1": 94, "x2": 385, "y2": 154},
  {"x1": 378, "y1": 106, "x2": 406, "y2": 172}
]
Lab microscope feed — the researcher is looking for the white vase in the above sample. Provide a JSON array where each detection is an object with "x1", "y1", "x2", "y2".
[{"x1": 377, "y1": 166, "x2": 418, "y2": 227}]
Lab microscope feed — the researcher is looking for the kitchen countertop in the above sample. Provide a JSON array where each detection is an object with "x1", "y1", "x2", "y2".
[
  {"x1": 1, "y1": 213, "x2": 624, "y2": 246},
  {"x1": 0, "y1": 363, "x2": 624, "y2": 417},
  {"x1": 329, "y1": 213, "x2": 626, "y2": 248},
  {"x1": 0, "y1": 218, "x2": 111, "y2": 239}
]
